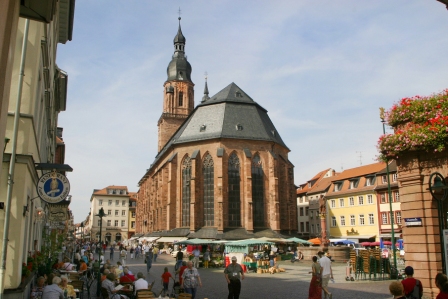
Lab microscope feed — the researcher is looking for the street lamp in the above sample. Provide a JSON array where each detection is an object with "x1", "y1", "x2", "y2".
[
  {"x1": 428, "y1": 172, "x2": 448, "y2": 274},
  {"x1": 380, "y1": 108, "x2": 397, "y2": 278},
  {"x1": 80, "y1": 222, "x2": 84, "y2": 242},
  {"x1": 95, "y1": 207, "x2": 106, "y2": 296}
]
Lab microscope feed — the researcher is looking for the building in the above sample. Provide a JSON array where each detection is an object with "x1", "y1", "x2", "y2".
[
  {"x1": 128, "y1": 192, "x2": 137, "y2": 239},
  {"x1": 374, "y1": 160, "x2": 401, "y2": 242},
  {"x1": 88, "y1": 186, "x2": 132, "y2": 244},
  {"x1": 136, "y1": 19, "x2": 297, "y2": 239},
  {"x1": 0, "y1": 0, "x2": 75, "y2": 294},
  {"x1": 325, "y1": 162, "x2": 386, "y2": 243}
]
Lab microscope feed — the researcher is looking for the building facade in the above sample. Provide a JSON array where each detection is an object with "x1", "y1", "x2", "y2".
[
  {"x1": 128, "y1": 193, "x2": 137, "y2": 239},
  {"x1": 89, "y1": 186, "x2": 131, "y2": 244},
  {"x1": 136, "y1": 20, "x2": 297, "y2": 239}
]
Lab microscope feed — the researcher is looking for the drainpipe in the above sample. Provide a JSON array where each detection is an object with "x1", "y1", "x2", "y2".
[{"x1": 0, "y1": 19, "x2": 30, "y2": 299}]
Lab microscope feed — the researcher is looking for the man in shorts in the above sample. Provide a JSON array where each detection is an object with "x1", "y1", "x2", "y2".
[{"x1": 318, "y1": 251, "x2": 333, "y2": 299}]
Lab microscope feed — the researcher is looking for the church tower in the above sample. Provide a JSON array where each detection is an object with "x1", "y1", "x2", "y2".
[{"x1": 157, "y1": 17, "x2": 195, "y2": 152}]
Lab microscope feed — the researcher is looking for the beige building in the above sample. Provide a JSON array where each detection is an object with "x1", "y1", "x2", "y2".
[
  {"x1": 89, "y1": 186, "x2": 133, "y2": 244},
  {"x1": 128, "y1": 192, "x2": 137, "y2": 239},
  {"x1": 0, "y1": 0, "x2": 75, "y2": 294}
]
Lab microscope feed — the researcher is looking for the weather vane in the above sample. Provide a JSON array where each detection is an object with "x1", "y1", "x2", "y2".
[
  {"x1": 178, "y1": 7, "x2": 181, "y2": 20},
  {"x1": 204, "y1": 71, "x2": 208, "y2": 81}
]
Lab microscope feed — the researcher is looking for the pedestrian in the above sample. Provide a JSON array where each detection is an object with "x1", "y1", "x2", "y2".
[
  {"x1": 401, "y1": 266, "x2": 423, "y2": 299},
  {"x1": 161, "y1": 267, "x2": 174, "y2": 296},
  {"x1": 224, "y1": 256, "x2": 245, "y2": 299},
  {"x1": 192, "y1": 247, "x2": 200, "y2": 268},
  {"x1": 153, "y1": 246, "x2": 159, "y2": 263},
  {"x1": 120, "y1": 247, "x2": 127, "y2": 266},
  {"x1": 176, "y1": 261, "x2": 188, "y2": 288},
  {"x1": 110, "y1": 245, "x2": 114, "y2": 260},
  {"x1": 317, "y1": 251, "x2": 333, "y2": 299},
  {"x1": 130, "y1": 247, "x2": 134, "y2": 259},
  {"x1": 389, "y1": 281, "x2": 406, "y2": 299},
  {"x1": 182, "y1": 261, "x2": 202, "y2": 299},
  {"x1": 203, "y1": 248, "x2": 210, "y2": 269},
  {"x1": 308, "y1": 255, "x2": 322, "y2": 299},
  {"x1": 436, "y1": 273, "x2": 448, "y2": 299},
  {"x1": 146, "y1": 251, "x2": 153, "y2": 273},
  {"x1": 175, "y1": 249, "x2": 184, "y2": 271}
]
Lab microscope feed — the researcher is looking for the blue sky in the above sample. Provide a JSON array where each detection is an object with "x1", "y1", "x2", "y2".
[{"x1": 56, "y1": 1, "x2": 448, "y2": 223}]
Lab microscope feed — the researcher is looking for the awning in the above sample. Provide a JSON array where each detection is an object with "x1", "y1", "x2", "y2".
[
  {"x1": 156, "y1": 237, "x2": 188, "y2": 243},
  {"x1": 341, "y1": 235, "x2": 376, "y2": 239},
  {"x1": 139, "y1": 237, "x2": 160, "y2": 242},
  {"x1": 175, "y1": 238, "x2": 215, "y2": 245}
]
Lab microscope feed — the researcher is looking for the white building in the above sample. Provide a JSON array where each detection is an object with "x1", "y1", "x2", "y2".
[{"x1": 89, "y1": 186, "x2": 133, "y2": 244}]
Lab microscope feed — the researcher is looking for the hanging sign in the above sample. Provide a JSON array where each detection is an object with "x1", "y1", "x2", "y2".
[{"x1": 36, "y1": 170, "x2": 70, "y2": 203}]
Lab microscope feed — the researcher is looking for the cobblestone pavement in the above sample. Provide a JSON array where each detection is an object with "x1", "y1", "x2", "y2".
[{"x1": 92, "y1": 252, "x2": 395, "y2": 299}]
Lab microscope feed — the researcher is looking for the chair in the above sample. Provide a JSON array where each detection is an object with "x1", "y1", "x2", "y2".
[
  {"x1": 135, "y1": 289, "x2": 155, "y2": 299},
  {"x1": 100, "y1": 287, "x2": 110, "y2": 299},
  {"x1": 69, "y1": 280, "x2": 84, "y2": 299},
  {"x1": 178, "y1": 293, "x2": 192, "y2": 299},
  {"x1": 148, "y1": 281, "x2": 155, "y2": 291}
]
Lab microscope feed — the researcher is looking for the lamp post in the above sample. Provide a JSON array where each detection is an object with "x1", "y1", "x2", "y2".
[
  {"x1": 95, "y1": 207, "x2": 106, "y2": 296},
  {"x1": 380, "y1": 108, "x2": 397, "y2": 277},
  {"x1": 80, "y1": 222, "x2": 84, "y2": 242},
  {"x1": 428, "y1": 172, "x2": 448, "y2": 274}
]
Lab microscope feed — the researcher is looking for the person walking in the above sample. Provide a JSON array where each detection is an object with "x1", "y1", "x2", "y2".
[
  {"x1": 175, "y1": 249, "x2": 184, "y2": 271},
  {"x1": 153, "y1": 246, "x2": 159, "y2": 263},
  {"x1": 192, "y1": 247, "x2": 201, "y2": 268},
  {"x1": 318, "y1": 251, "x2": 333, "y2": 299},
  {"x1": 308, "y1": 256, "x2": 322, "y2": 299},
  {"x1": 161, "y1": 267, "x2": 174, "y2": 296},
  {"x1": 401, "y1": 266, "x2": 423, "y2": 299},
  {"x1": 146, "y1": 251, "x2": 153, "y2": 274},
  {"x1": 203, "y1": 248, "x2": 210, "y2": 268},
  {"x1": 130, "y1": 247, "x2": 134, "y2": 259},
  {"x1": 181, "y1": 261, "x2": 202, "y2": 299},
  {"x1": 120, "y1": 247, "x2": 127, "y2": 266},
  {"x1": 224, "y1": 256, "x2": 245, "y2": 299},
  {"x1": 109, "y1": 245, "x2": 114, "y2": 261}
]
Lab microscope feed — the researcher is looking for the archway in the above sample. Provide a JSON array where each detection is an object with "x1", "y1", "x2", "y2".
[
  {"x1": 116, "y1": 233, "x2": 122, "y2": 242},
  {"x1": 105, "y1": 233, "x2": 111, "y2": 243}
]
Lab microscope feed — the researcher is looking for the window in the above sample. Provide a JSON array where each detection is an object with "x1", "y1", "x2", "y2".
[
  {"x1": 228, "y1": 152, "x2": 241, "y2": 227},
  {"x1": 131, "y1": 221, "x2": 135, "y2": 228},
  {"x1": 305, "y1": 207, "x2": 309, "y2": 216},
  {"x1": 310, "y1": 211, "x2": 313, "y2": 219},
  {"x1": 182, "y1": 156, "x2": 192, "y2": 226},
  {"x1": 121, "y1": 220, "x2": 125, "y2": 227},
  {"x1": 382, "y1": 212, "x2": 388, "y2": 224},
  {"x1": 350, "y1": 215, "x2": 355, "y2": 226},
  {"x1": 316, "y1": 223, "x2": 320, "y2": 232},
  {"x1": 97, "y1": 220, "x2": 101, "y2": 226},
  {"x1": 299, "y1": 197, "x2": 303, "y2": 203},
  {"x1": 392, "y1": 173, "x2": 398, "y2": 182},
  {"x1": 369, "y1": 213, "x2": 374, "y2": 225},
  {"x1": 349, "y1": 197, "x2": 354, "y2": 206},
  {"x1": 115, "y1": 210, "x2": 119, "y2": 216},
  {"x1": 122, "y1": 210, "x2": 126, "y2": 216},
  {"x1": 396, "y1": 211, "x2": 402, "y2": 224},
  {"x1": 115, "y1": 200, "x2": 119, "y2": 206},
  {"x1": 367, "y1": 195, "x2": 373, "y2": 204},
  {"x1": 178, "y1": 91, "x2": 183, "y2": 106},
  {"x1": 340, "y1": 216, "x2": 346, "y2": 226},
  {"x1": 300, "y1": 222, "x2": 304, "y2": 232},
  {"x1": 331, "y1": 217, "x2": 336, "y2": 227},
  {"x1": 349, "y1": 179, "x2": 358, "y2": 189},
  {"x1": 381, "y1": 194, "x2": 386, "y2": 203},
  {"x1": 306, "y1": 222, "x2": 309, "y2": 232},
  {"x1": 311, "y1": 224, "x2": 314, "y2": 233},
  {"x1": 203, "y1": 153, "x2": 215, "y2": 226},
  {"x1": 108, "y1": 200, "x2": 112, "y2": 206},
  {"x1": 394, "y1": 192, "x2": 400, "y2": 202},
  {"x1": 252, "y1": 154, "x2": 265, "y2": 227},
  {"x1": 382, "y1": 175, "x2": 388, "y2": 184},
  {"x1": 99, "y1": 200, "x2": 103, "y2": 206},
  {"x1": 334, "y1": 183, "x2": 342, "y2": 192},
  {"x1": 365, "y1": 177, "x2": 372, "y2": 186},
  {"x1": 339, "y1": 198, "x2": 344, "y2": 207},
  {"x1": 122, "y1": 200, "x2": 126, "y2": 206},
  {"x1": 132, "y1": 212, "x2": 136, "y2": 218},
  {"x1": 359, "y1": 214, "x2": 365, "y2": 225},
  {"x1": 358, "y1": 196, "x2": 364, "y2": 205},
  {"x1": 114, "y1": 220, "x2": 118, "y2": 227},
  {"x1": 331, "y1": 200, "x2": 335, "y2": 208},
  {"x1": 107, "y1": 220, "x2": 111, "y2": 226},
  {"x1": 200, "y1": 125, "x2": 206, "y2": 132},
  {"x1": 300, "y1": 207, "x2": 304, "y2": 216},
  {"x1": 107, "y1": 210, "x2": 111, "y2": 216}
]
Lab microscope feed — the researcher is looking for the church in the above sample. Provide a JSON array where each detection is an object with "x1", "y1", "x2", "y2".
[{"x1": 135, "y1": 18, "x2": 297, "y2": 239}]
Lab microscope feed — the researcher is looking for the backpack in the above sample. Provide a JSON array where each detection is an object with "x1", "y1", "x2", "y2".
[{"x1": 405, "y1": 280, "x2": 421, "y2": 299}]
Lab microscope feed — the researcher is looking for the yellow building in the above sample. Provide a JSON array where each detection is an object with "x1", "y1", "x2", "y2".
[{"x1": 326, "y1": 163, "x2": 386, "y2": 243}]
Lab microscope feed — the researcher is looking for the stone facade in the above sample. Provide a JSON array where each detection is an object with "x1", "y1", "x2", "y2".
[{"x1": 396, "y1": 150, "x2": 448, "y2": 298}]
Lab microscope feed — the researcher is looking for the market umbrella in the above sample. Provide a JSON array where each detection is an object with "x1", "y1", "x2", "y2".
[
  {"x1": 361, "y1": 242, "x2": 371, "y2": 247},
  {"x1": 286, "y1": 237, "x2": 313, "y2": 245},
  {"x1": 370, "y1": 241, "x2": 380, "y2": 246},
  {"x1": 383, "y1": 241, "x2": 392, "y2": 245},
  {"x1": 307, "y1": 238, "x2": 321, "y2": 245},
  {"x1": 333, "y1": 239, "x2": 355, "y2": 245}
]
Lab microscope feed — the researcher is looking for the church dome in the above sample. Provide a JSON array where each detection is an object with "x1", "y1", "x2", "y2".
[{"x1": 167, "y1": 57, "x2": 192, "y2": 82}]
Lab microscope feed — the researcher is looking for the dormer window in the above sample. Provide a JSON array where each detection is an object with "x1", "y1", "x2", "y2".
[
  {"x1": 236, "y1": 124, "x2": 243, "y2": 131},
  {"x1": 365, "y1": 176, "x2": 375, "y2": 186},
  {"x1": 349, "y1": 179, "x2": 359, "y2": 189},
  {"x1": 235, "y1": 91, "x2": 243, "y2": 98},
  {"x1": 178, "y1": 71, "x2": 183, "y2": 80},
  {"x1": 308, "y1": 182, "x2": 312, "y2": 188},
  {"x1": 200, "y1": 125, "x2": 206, "y2": 132},
  {"x1": 334, "y1": 182, "x2": 342, "y2": 192}
]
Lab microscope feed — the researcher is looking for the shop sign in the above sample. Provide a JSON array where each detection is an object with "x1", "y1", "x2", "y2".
[
  {"x1": 36, "y1": 171, "x2": 70, "y2": 203},
  {"x1": 404, "y1": 217, "x2": 422, "y2": 227},
  {"x1": 48, "y1": 204, "x2": 68, "y2": 222}
]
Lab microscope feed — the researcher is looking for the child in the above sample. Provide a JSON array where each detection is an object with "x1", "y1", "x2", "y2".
[{"x1": 161, "y1": 267, "x2": 174, "y2": 296}]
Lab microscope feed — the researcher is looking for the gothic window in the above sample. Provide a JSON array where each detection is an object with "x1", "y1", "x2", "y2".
[
  {"x1": 228, "y1": 152, "x2": 241, "y2": 227},
  {"x1": 178, "y1": 91, "x2": 184, "y2": 106},
  {"x1": 203, "y1": 154, "x2": 214, "y2": 226},
  {"x1": 252, "y1": 154, "x2": 264, "y2": 227},
  {"x1": 182, "y1": 156, "x2": 191, "y2": 226}
]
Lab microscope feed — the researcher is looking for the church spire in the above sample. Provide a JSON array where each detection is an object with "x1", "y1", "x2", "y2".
[
  {"x1": 201, "y1": 73, "x2": 210, "y2": 103},
  {"x1": 173, "y1": 17, "x2": 186, "y2": 54}
]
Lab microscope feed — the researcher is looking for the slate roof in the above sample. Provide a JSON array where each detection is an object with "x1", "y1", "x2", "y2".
[
  {"x1": 145, "y1": 228, "x2": 191, "y2": 238},
  {"x1": 93, "y1": 186, "x2": 128, "y2": 195},
  {"x1": 188, "y1": 227, "x2": 218, "y2": 239},
  {"x1": 143, "y1": 82, "x2": 289, "y2": 180}
]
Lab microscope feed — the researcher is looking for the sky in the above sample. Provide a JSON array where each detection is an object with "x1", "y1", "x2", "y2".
[{"x1": 56, "y1": 1, "x2": 448, "y2": 223}]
